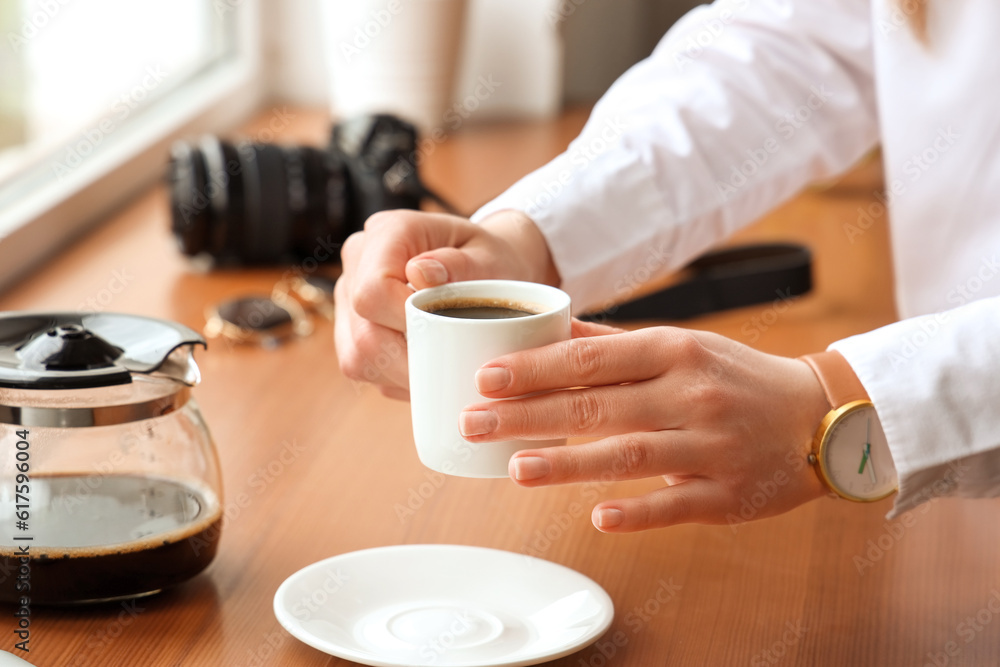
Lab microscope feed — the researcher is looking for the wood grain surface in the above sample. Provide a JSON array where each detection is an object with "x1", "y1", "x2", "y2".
[{"x1": 2, "y1": 107, "x2": 998, "y2": 667}]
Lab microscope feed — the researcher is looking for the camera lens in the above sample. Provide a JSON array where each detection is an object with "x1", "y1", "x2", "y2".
[
  {"x1": 168, "y1": 138, "x2": 349, "y2": 266},
  {"x1": 167, "y1": 115, "x2": 441, "y2": 267}
]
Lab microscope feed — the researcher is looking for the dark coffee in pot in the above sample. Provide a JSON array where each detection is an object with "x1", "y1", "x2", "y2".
[{"x1": 0, "y1": 474, "x2": 222, "y2": 604}]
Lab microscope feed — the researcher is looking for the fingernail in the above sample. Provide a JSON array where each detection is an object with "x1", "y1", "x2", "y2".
[
  {"x1": 459, "y1": 409, "x2": 498, "y2": 437},
  {"x1": 413, "y1": 259, "x2": 448, "y2": 286},
  {"x1": 476, "y1": 367, "x2": 511, "y2": 393},
  {"x1": 511, "y1": 456, "x2": 550, "y2": 481},
  {"x1": 595, "y1": 508, "x2": 624, "y2": 529}
]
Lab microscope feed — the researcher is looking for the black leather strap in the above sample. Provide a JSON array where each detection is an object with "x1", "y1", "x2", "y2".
[{"x1": 582, "y1": 242, "x2": 812, "y2": 321}]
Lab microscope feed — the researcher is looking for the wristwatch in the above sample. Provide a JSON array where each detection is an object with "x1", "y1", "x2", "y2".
[{"x1": 800, "y1": 350, "x2": 898, "y2": 502}]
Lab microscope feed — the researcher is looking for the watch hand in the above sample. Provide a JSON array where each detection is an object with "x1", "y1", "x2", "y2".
[
  {"x1": 863, "y1": 418, "x2": 877, "y2": 484},
  {"x1": 858, "y1": 443, "x2": 870, "y2": 475}
]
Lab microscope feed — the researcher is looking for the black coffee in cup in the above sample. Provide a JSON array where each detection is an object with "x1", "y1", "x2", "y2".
[{"x1": 425, "y1": 297, "x2": 546, "y2": 320}]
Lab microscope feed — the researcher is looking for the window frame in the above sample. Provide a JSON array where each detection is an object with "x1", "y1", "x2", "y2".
[{"x1": 0, "y1": 0, "x2": 263, "y2": 293}]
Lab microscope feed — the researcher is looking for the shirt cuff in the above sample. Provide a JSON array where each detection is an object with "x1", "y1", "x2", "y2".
[{"x1": 829, "y1": 297, "x2": 1000, "y2": 517}]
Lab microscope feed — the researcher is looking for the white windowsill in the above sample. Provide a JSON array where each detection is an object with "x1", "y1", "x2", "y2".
[{"x1": 0, "y1": 1, "x2": 263, "y2": 294}]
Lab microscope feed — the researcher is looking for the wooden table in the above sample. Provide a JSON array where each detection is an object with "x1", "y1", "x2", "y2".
[{"x1": 4, "y1": 107, "x2": 999, "y2": 667}]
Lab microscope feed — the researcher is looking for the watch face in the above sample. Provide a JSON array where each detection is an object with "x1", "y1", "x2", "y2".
[{"x1": 818, "y1": 402, "x2": 897, "y2": 502}]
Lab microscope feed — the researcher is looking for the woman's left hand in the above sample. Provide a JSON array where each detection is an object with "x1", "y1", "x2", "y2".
[{"x1": 459, "y1": 321, "x2": 832, "y2": 532}]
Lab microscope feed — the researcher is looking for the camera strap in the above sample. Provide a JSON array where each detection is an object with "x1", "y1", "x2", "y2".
[{"x1": 582, "y1": 242, "x2": 812, "y2": 321}]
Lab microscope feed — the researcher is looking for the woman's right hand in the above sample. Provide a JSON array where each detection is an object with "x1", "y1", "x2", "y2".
[{"x1": 334, "y1": 208, "x2": 559, "y2": 400}]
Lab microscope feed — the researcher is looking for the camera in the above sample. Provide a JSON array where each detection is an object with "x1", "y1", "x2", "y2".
[{"x1": 168, "y1": 114, "x2": 442, "y2": 266}]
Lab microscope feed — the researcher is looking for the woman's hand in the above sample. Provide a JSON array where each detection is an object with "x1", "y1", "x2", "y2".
[
  {"x1": 334, "y1": 209, "x2": 558, "y2": 399},
  {"x1": 459, "y1": 324, "x2": 832, "y2": 532}
]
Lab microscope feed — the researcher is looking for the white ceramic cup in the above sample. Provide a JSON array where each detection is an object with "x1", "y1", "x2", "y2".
[{"x1": 405, "y1": 280, "x2": 572, "y2": 478}]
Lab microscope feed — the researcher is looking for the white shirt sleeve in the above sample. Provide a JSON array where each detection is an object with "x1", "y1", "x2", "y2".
[
  {"x1": 831, "y1": 296, "x2": 1000, "y2": 516},
  {"x1": 474, "y1": 0, "x2": 1000, "y2": 516},
  {"x1": 473, "y1": 0, "x2": 879, "y2": 314}
]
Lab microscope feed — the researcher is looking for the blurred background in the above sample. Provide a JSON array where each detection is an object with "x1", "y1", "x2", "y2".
[{"x1": 0, "y1": 0, "x2": 703, "y2": 292}]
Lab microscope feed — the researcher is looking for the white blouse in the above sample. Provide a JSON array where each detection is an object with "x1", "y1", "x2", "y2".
[{"x1": 473, "y1": 0, "x2": 1000, "y2": 516}]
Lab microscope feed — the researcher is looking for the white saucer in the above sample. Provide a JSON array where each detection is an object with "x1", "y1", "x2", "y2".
[{"x1": 273, "y1": 544, "x2": 614, "y2": 667}]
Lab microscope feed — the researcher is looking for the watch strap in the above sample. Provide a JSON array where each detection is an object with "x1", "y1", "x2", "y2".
[{"x1": 799, "y1": 350, "x2": 868, "y2": 408}]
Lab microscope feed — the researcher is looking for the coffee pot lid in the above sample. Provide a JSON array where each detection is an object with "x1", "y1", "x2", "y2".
[{"x1": 0, "y1": 312, "x2": 205, "y2": 390}]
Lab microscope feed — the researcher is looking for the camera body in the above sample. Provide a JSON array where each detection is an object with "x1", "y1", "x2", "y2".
[{"x1": 168, "y1": 114, "x2": 425, "y2": 266}]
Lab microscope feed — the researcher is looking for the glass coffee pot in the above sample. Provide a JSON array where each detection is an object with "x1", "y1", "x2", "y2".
[{"x1": 0, "y1": 313, "x2": 222, "y2": 604}]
